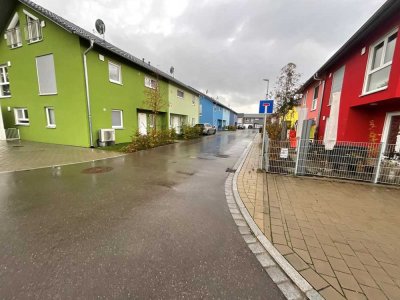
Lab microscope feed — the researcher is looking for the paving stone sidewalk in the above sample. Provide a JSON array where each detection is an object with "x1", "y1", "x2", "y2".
[
  {"x1": 237, "y1": 135, "x2": 400, "y2": 300},
  {"x1": 0, "y1": 140, "x2": 124, "y2": 173}
]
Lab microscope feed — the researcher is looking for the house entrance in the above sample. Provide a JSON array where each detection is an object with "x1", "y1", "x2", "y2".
[{"x1": 138, "y1": 113, "x2": 147, "y2": 135}]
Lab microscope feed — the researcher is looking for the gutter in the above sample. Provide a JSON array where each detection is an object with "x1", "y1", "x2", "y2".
[{"x1": 83, "y1": 39, "x2": 95, "y2": 148}]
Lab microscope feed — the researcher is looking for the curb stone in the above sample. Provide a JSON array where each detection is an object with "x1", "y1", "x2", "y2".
[{"x1": 225, "y1": 137, "x2": 324, "y2": 300}]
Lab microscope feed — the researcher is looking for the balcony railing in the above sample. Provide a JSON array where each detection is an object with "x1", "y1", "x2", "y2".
[
  {"x1": 24, "y1": 20, "x2": 42, "y2": 43},
  {"x1": 5, "y1": 27, "x2": 22, "y2": 48}
]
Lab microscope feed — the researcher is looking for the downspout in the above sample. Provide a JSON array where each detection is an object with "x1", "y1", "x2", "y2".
[{"x1": 83, "y1": 39, "x2": 95, "y2": 147}]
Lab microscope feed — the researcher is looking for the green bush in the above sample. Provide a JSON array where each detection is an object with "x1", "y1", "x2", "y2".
[
  {"x1": 123, "y1": 129, "x2": 176, "y2": 153},
  {"x1": 181, "y1": 125, "x2": 202, "y2": 140},
  {"x1": 226, "y1": 125, "x2": 237, "y2": 131}
]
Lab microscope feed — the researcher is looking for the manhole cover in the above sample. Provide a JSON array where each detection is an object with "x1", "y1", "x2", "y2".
[
  {"x1": 82, "y1": 166, "x2": 113, "y2": 174},
  {"x1": 12, "y1": 145, "x2": 24, "y2": 148}
]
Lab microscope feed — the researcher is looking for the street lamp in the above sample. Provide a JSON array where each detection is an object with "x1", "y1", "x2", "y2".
[{"x1": 263, "y1": 79, "x2": 270, "y2": 99}]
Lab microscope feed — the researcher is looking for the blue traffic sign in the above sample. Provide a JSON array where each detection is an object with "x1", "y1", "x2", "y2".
[{"x1": 259, "y1": 100, "x2": 274, "y2": 114}]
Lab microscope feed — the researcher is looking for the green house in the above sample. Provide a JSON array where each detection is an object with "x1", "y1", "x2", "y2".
[{"x1": 0, "y1": 0, "x2": 200, "y2": 147}]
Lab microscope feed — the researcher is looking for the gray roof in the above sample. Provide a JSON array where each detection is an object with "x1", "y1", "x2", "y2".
[
  {"x1": 197, "y1": 91, "x2": 237, "y2": 114},
  {"x1": 300, "y1": 0, "x2": 400, "y2": 92},
  {"x1": 18, "y1": 0, "x2": 200, "y2": 96}
]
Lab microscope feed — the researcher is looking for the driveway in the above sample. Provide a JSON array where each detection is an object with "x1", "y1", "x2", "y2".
[
  {"x1": 0, "y1": 140, "x2": 124, "y2": 173},
  {"x1": 0, "y1": 131, "x2": 284, "y2": 299}
]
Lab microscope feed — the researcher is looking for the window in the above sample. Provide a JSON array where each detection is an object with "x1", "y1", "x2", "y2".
[
  {"x1": 36, "y1": 54, "x2": 57, "y2": 95},
  {"x1": 364, "y1": 30, "x2": 397, "y2": 94},
  {"x1": 177, "y1": 90, "x2": 184, "y2": 98},
  {"x1": 311, "y1": 85, "x2": 319, "y2": 111},
  {"x1": 199, "y1": 104, "x2": 202, "y2": 116},
  {"x1": 145, "y1": 76, "x2": 157, "y2": 89},
  {"x1": 149, "y1": 114, "x2": 155, "y2": 128},
  {"x1": 24, "y1": 12, "x2": 42, "y2": 43},
  {"x1": 329, "y1": 66, "x2": 345, "y2": 105},
  {"x1": 14, "y1": 108, "x2": 29, "y2": 125},
  {"x1": 0, "y1": 65, "x2": 11, "y2": 98},
  {"x1": 108, "y1": 62, "x2": 122, "y2": 84},
  {"x1": 6, "y1": 13, "x2": 22, "y2": 49},
  {"x1": 45, "y1": 107, "x2": 56, "y2": 128},
  {"x1": 112, "y1": 110, "x2": 123, "y2": 129}
]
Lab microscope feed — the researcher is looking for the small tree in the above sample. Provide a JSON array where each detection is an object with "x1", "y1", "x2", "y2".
[
  {"x1": 274, "y1": 63, "x2": 302, "y2": 119},
  {"x1": 143, "y1": 74, "x2": 167, "y2": 132}
]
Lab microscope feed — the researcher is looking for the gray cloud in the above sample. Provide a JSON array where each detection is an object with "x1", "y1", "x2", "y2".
[{"x1": 35, "y1": 0, "x2": 386, "y2": 112}]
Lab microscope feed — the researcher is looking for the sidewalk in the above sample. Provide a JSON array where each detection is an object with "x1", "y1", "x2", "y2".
[
  {"x1": 0, "y1": 140, "x2": 124, "y2": 173},
  {"x1": 237, "y1": 135, "x2": 400, "y2": 300}
]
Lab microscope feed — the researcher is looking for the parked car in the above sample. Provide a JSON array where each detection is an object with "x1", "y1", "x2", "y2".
[
  {"x1": 237, "y1": 124, "x2": 245, "y2": 130},
  {"x1": 248, "y1": 125, "x2": 253, "y2": 129},
  {"x1": 195, "y1": 123, "x2": 217, "y2": 135}
]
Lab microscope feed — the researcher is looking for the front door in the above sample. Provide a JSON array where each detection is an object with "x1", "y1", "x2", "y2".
[
  {"x1": 138, "y1": 113, "x2": 147, "y2": 135},
  {"x1": 382, "y1": 113, "x2": 400, "y2": 154}
]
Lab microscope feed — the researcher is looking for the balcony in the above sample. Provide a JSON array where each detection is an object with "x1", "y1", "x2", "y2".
[
  {"x1": 5, "y1": 27, "x2": 22, "y2": 49},
  {"x1": 24, "y1": 20, "x2": 42, "y2": 43}
]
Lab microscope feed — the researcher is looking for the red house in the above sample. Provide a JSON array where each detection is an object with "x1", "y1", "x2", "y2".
[{"x1": 300, "y1": 0, "x2": 400, "y2": 149}]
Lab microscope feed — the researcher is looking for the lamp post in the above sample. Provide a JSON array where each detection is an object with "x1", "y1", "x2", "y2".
[{"x1": 260, "y1": 79, "x2": 269, "y2": 170}]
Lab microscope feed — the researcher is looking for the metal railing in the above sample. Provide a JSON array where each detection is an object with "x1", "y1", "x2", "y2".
[{"x1": 263, "y1": 137, "x2": 400, "y2": 186}]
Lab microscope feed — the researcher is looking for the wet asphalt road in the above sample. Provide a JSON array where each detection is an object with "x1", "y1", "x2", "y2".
[{"x1": 0, "y1": 130, "x2": 284, "y2": 299}]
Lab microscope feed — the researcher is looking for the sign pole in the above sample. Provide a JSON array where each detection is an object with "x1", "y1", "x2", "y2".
[{"x1": 260, "y1": 109, "x2": 267, "y2": 170}]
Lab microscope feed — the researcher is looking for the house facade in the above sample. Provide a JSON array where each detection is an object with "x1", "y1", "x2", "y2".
[
  {"x1": 199, "y1": 94, "x2": 237, "y2": 129},
  {"x1": 300, "y1": 0, "x2": 400, "y2": 149},
  {"x1": 0, "y1": 0, "x2": 201, "y2": 147}
]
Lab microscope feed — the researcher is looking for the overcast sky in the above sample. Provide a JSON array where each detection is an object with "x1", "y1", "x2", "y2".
[{"x1": 34, "y1": 0, "x2": 386, "y2": 113}]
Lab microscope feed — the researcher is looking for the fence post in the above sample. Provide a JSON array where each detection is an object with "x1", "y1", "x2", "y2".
[
  {"x1": 373, "y1": 142, "x2": 385, "y2": 184},
  {"x1": 264, "y1": 135, "x2": 270, "y2": 172},
  {"x1": 294, "y1": 138, "x2": 301, "y2": 175}
]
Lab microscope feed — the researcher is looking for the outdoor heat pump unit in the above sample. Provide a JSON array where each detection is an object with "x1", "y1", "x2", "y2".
[{"x1": 98, "y1": 129, "x2": 115, "y2": 146}]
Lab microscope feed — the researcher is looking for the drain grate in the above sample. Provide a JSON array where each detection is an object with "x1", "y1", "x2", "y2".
[
  {"x1": 226, "y1": 168, "x2": 236, "y2": 173},
  {"x1": 12, "y1": 145, "x2": 24, "y2": 148},
  {"x1": 82, "y1": 166, "x2": 113, "y2": 174}
]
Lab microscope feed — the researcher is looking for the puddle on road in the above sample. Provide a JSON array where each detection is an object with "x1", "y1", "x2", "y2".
[
  {"x1": 176, "y1": 170, "x2": 195, "y2": 176},
  {"x1": 215, "y1": 154, "x2": 230, "y2": 158},
  {"x1": 81, "y1": 166, "x2": 114, "y2": 174}
]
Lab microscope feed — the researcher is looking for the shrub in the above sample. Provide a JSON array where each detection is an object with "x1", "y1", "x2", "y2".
[
  {"x1": 265, "y1": 122, "x2": 282, "y2": 140},
  {"x1": 123, "y1": 129, "x2": 176, "y2": 153},
  {"x1": 181, "y1": 125, "x2": 202, "y2": 140},
  {"x1": 226, "y1": 125, "x2": 237, "y2": 131}
]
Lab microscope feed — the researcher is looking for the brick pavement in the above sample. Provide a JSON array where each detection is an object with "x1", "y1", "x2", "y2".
[
  {"x1": 237, "y1": 135, "x2": 400, "y2": 300},
  {"x1": 0, "y1": 140, "x2": 124, "y2": 173}
]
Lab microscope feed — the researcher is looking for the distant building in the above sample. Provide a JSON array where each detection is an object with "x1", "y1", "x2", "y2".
[{"x1": 199, "y1": 93, "x2": 237, "y2": 129}]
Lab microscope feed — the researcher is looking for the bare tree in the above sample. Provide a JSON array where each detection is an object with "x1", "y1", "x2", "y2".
[
  {"x1": 274, "y1": 63, "x2": 302, "y2": 119},
  {"x1": 143, "y1": 74, "x2": 167, "y2": 132}
]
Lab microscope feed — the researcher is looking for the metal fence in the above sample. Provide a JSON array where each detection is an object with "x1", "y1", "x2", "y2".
[{"x1": 263, "y1": 137, "x2": 400, "y2": 186}]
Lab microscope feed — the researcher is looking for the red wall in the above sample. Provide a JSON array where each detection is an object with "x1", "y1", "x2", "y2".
[{"x1": 314, "y1": 12, "x2": 400, "y2": 142}]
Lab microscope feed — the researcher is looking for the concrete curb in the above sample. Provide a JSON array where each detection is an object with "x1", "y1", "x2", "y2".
[{"x1": 225, "y1": 137, "x2": 324, "y2": 300}]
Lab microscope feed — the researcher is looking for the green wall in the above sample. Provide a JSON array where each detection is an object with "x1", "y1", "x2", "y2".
[
  {"x1": 0, "y1": 4, "x2": 90, "y2": 147},
  {"x1": 84, "y1": 47, "x2": 169, "y2": 144},
  {"x1": 168, "y1": 84, "x2": 199, "y2": 126}
]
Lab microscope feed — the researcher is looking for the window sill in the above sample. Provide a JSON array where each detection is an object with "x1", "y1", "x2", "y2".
[
  {"x1": 10, "y1": 45, "x2": 22, "y2": 49},
  {"x1": 360, "y1": 86, "x2": 388, "y2": 97},
  {"x1": 39, "y1": 93, "x2": 58, "y2": 96},
  {"x1": 46, "y1": 125, "x2": 56, "y2": 129},
  {"x1": 15, "y1": 123, "x2": 30, "y2": 126},
  {"x1": 109, "y1": 80, "x2": 123, "y2": 85},
  {"x1": 27, "y1": 39, "x2": 43, "y2": 45},
  {"x1": 0, "y1": 95, "x2": 12, "y2": 99}
]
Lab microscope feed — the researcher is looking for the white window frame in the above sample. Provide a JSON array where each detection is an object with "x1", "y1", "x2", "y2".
[
  {"x1": 111, "y1": 109, "x2": 123, "y2": 129},
  {"x1": 45, "y1": 107, "x2": 56, "y2": 128},
  {"x1": 36, "y1": 54, "x2": 57, "y2": 95},
  {"x1": 362, "y1": 28, "x2": 398, "y2": 95},
  {"x1": 14, "y1": 108, "x2": 29, "y2": 125},
  {"x1": 108, "y1": 61, "x2": 122, "y2": 84},
  {"x1": 144, "y1": 76, "x2": 157, "y2": 89},
  {"x1": 6, "y1": 13, "x2": 22, "y2": 49},
  {"x1": 177, "y1": 89, "x2": 184, "y2": 98},
  {"x1": 311, "y1": 84, "x2": 319, "y2": 111},
  {"x1": 24, "y1": 10, "x2": 42, "y2": 44},
  {"x1": 0, "y1": 65, "x2": 11, "y2": 98}
]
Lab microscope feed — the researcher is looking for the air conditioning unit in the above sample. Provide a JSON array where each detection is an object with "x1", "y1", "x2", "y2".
[{"x1": 99, "y1": 129, "x2": 115, "y2": 143}]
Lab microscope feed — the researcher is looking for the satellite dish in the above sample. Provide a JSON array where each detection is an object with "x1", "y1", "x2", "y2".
[
  {"x1": 170, "y1": 66, "x2": 175, "y2": 77},
  {"x1": 95, "y1": 19, "x2": 106, "y2": 37}
]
